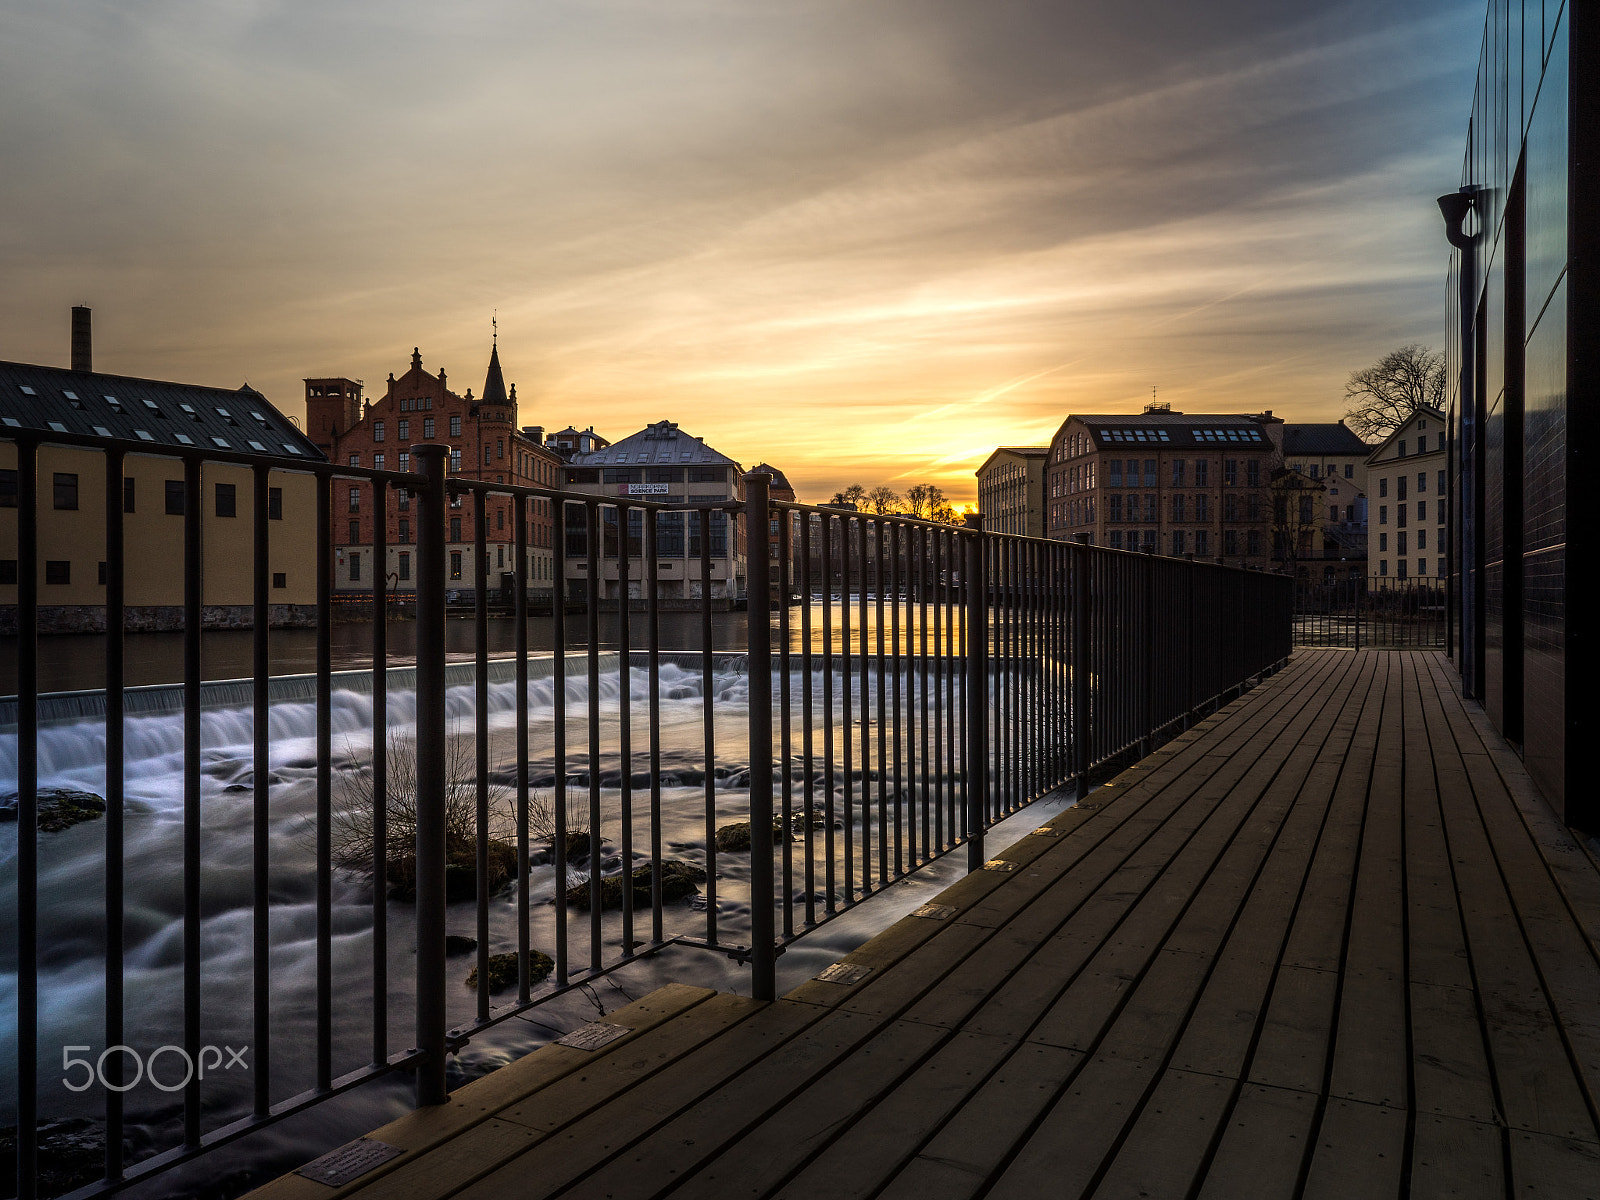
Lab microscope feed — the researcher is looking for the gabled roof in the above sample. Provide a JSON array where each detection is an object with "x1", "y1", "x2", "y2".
[
  {"x1": 1281, "y1": 422, "x2": 1372, "y2": 456},
  {"x1": 1365, "y1": 405, "x2": 1448, "y2": 463},
  {"x1": 751, "y1": 462, "x2": 793, "y2": 491},
  {"x1": 572, "y1": 420, "x2": 738, "y2": 467},
  {"x1": 977, "y1": 446, "x2": 1050, "y2": 475},
  {"x1": 0, "y1": 360, "x2": 322, "y2": 460}
]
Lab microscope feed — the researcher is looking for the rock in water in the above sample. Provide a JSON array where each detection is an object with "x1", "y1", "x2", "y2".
[
  {"x1": 0, "y1": 788, "x2": 107, "y2": 833},
  {"x1": 713, "y1": 819, "x2": 789, "y2": 852},
  {"x1": 565, "y1": 860, "x2": 706, "y2": 911},
  {"x1": 445, "y1": 935, "x2": 479, "y2": 956},
  {"x1": 465, "y1": 950, "x2": 554, "y2": 993}
]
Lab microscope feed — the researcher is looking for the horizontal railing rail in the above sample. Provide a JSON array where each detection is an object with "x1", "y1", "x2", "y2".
[{"x1": 0, "y1": 431, "x2": 1292, "y2": 1199}]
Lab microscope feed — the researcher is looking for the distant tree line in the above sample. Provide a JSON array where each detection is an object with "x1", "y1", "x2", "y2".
[{"x1": 827, "y1": 482, "x2": 967, "y2": 524}]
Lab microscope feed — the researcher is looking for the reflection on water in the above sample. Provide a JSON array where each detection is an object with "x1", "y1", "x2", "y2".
[{"x1": 3, "y1": 599, "x2": 973, "y2": 695}]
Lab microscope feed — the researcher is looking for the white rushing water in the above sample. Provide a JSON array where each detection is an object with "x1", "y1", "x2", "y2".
[{"x1": 0, "y1": 656, "x2": 980, "y2": 1165}]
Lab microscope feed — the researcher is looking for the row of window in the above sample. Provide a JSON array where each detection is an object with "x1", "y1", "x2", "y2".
[
  {"x1": 0, "y1": 471, "x2": 285, "y2": 519},
  {"x1": 1376, "y1": 471, "x2": 1446, "y2": 498},
  {"x1": 1376, "y1": 530, "x2": 1434, "y2": 553},
  {"x1": 1376, "y1": 559, "x2": 1442, "y2": 578},
  {"x1": 1101, "y1": 528, "x2": 1264, "y2": 556},
  {"x1": 1, "y1": 559, "x2": 288, "y2": 589},
  {"x1": 1393, "y1": 433, "x2": 1445, "y2": 457},
  {"x1": 1375, "y1": 502, "x2": 1439, "y2": 527},
  {"x1": 1287, "y1": 463, "x2": 1358, "y2": 480}
]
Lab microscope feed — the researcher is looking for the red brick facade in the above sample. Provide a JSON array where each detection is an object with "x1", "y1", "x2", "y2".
[{"x1": 306, "y1": 346, "x2": 562, "y2": 596}]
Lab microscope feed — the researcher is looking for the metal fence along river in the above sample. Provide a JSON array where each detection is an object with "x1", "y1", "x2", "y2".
[{"x1": 0, "y1": 431, "x2": 1292, "y2": 1198}]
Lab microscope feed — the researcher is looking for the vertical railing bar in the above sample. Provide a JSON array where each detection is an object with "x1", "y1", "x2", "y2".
[
  {"x1": 552, "y1": 498, "x2": 569, "y2": 986},
  {"x1": 184, "y1": 454, "x2": 205, "y2": 1143},
  {"x1": 745, "y1": 473, "x2": 776, "y2": 999},
  {"x1": 875, "y1": 519, "x2": 888, "y2": 885},
  {"x1": 920, "y1": 525, "x2": 932, "y2": 861},
  {"x1": 646, "y1": 508, "x2": 664, "y2": 944},
  {"x1": 841, "y1": 514, "x2": 854, "y2": 905},
  {"x1": 903, "y1": 524, "x2": 918, "y2": 867},
  {"x1": 15, "y1": 437, "x2": 38, "y2": 1200},
  {"x1": 821, "y1": 514, "x2": 835, "y2": 914},
  {"x1": 474, "y1": 494, "x2": 491, "y2": 1024},
  {"x1": 857, "y1": 515, "x2": 871, "y2": 894},
  {"x1": 104, "y1": 449, "x2": 128, "y2": 1179},
  {"x1": 946, "y1": 527, "x2": 957, "y2": 848},
  {"x1": 1073, "y1": 545, "x2": 1091, "y2": 800},
  {"x1": 617, "y1": 502, "x2": 634, "y2": 958},
  {"x1": 314, "y1": 469, "x2": 333, "y2": 1096},
  {"x1": 370, "y1": 475, "x2": 389, "y2": 1061},
  {"x1": 514, "y1": 494, "x2": 532, "y2": 1003},
  {"x1": 779, "y1": 508, "x2": 794, "y2": 938},
  {"x1": 801, "y1": 513, "x2": 816, "y2": 926},
  {"x1": 586, "y1": 501, "x2": 603, "y2": 966},
  {"x1": 700, "y1": 507, "x2": 718, "y2": 939},
  {"x1": 413, "y1": 446, "x2": 448, "y2": 1106},
  {"x1": 891, "y1": 522, "x2": 904, "y2": 875},
  {"x1": 963, "y1": 516, "x2": 987, "y2": 867}
]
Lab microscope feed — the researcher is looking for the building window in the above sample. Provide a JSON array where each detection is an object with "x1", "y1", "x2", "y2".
[
  {"x1": 1194, "y1": 460, "x2": 1209, "y2": 486},
  {"x1": 450, "y1": 516, "x2": 462, "y2": 542},
  {"x1": 212, "y1": 483, "x2": 235, "y2": 517},
  {"x1": 53, "y1": 473, "x2": 79, "y2": 510},
  {"x1": 1378, "y1": 478, "x2": 1388, "y2": 497},
  {"x1": 1171, "y1": 530, "x2": 1184, "y2": 555},
  {"x1": 373, "y1": 420, "x2": 385, "y2": 442},
  {"x1": 484, "y1": 444, "x2": 492, "y2": 466},
  {"x1": 449, "y1": 415, "x2": 461, "y2": 437},
  {"x1": 1194, "y1": 529, "x2": 1209, "y2": 556},
  {"x1": 1142, "y1": 460, "x2": 1156, "y2": 488},
  {"x1": 398, "y1": 418, "x2": 409, "y2": 440},
  {"x1": 350, "y1": 554, "x2": 361, "y2": 582},
  {"x1": 374, "y1": 453, "x2": 385, "y2": 471},
  {"x1": 1330, "y1": 505, "x2": 1339, "y2": 521},
  {"x1": 348, "y1": 454, "x2": 360, "y2": 468},
  {"x1": 1246, "y1": 529, "x2": 1261, "y2": 556},
  {"x1": 423, "y1": 416, "x2": 436, "y2": 439},
  {"x1": 1379, "y1": 559, "x2": 1388, "y2": 576},
  {"x1": 1417, "y1": 500, "x2": 1427, "y2": 521},
  {"x1": 1379, "y1": 533, "x2": 1387, "y2": 551},
  {"x1": 1224, "y1": 459, "x2": 1237, "y2": 486},
  {"x1": 1417, "y1": 471, "x2": 1427, "y2": 493},
  {"x1": 273, "y1": 572, "x2": 286, "y2": 589},
  {"x1": 450, "y1": 550, "x2": 462, "y2": 579},
  {"x1": 1379, "y1": 505, "x2": 1387, "y2": 525},
  {"x1": 1247, "y1": 493, "x2": 1261, "y2": 521},
  {"x1": 399, "y1": 517, "x2": 410, "y2": 543},
  {"x1": 1108, "y1": 494, "x2": 1122, "y2": 522},
  {"x1": 496, "y1": 438, "x2": 504, "y2": 459},
  {"x1": 349, "y1": 487, "x2": 360, "y2": 513},
  {"x1": 1194, "y1": 494, "x2": 1209, "y2": 521},
  {"x1": 123, "y1": 477, "x2": 135, "y2": 513},
  {"x1": 0, "y1": 469, "x2": 16, "y2": 508},
  {"x1": 450, "y1": 449, "x2": 462, "y2": 472},
  {"x1": 166, "y1": 480, "x2": 185, "y2": 515},
  {"x1": 1397, "y1": 531, "x2": 1407, "y2": 555},
  {"x1": 1224, "y1": 530, "x2": 1238, "y2": 555},
  {"x1": 1398, "y1": 439, "x2": 1407, "y2": 457},
  {"x1": 399, "y1": 454, "x2": 411, "y2": 475},
  {"x1": 496, "y1": 507, "x2": 504, "y2": 530},
  {"x1": 0, "y1": 560, "x2": 14, "y2": 584},
  {"x1": 45, "y1": 560, "x2": 70, "y2": 585},
  {"x1": 1418, "y1": 559, "x2": 1427, "y2": 576},
  {"x1": 1418, "y1": 529, "x2": 1427, "y2": 549},
  {"x1": 1398, "y1": 475, "x2": 1408, "y2": 500},
  {"x1": 1110, "y1": 530, "x2": 1122, "y2": 549},
  {"x1": 348, "y1": 519, "x2": 360, "y2": 543},
  {"x1": 1171, "y1": 494, "x2": 1184, "y2": 522},
  {"x1": 399, "y1": 552, "x2": 411, "y2": 580},
  {"x1": 398, "y1": 488, "x2": 410, "y2": 512},
  {"x1": 1438, "y1": 470, "x2": 1445, "y2": 492},
  {"x1": 268, "y1": 486, "x2": 283, "y2": 520},
  {"x1": 1171, "y1": 460, "x2": 1186, "y2": 487},
  {"x1": 1397, "y1": 503, "x2": 1407, "y2": 527},
  {"x1": 1344, "y1": 464, "x2": 1353, "y2": 478},
  {"x1": 1246, "y1": 460, "x2": 1260, "y2": 487},
  {"x1": 1309, "y1": 464, "x2": 1320, "y2": 479},
  {"x1": 1109, "y1": 460, "x2": 1122, "y2": 487}
]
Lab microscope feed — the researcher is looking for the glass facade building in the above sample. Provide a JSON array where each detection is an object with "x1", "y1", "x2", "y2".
[{"x1": 1445, "y1": 0, "x2": 1590, "y2": 825}]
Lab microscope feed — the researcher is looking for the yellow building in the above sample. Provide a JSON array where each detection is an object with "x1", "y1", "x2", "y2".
[
  {"x1": 1, "y1": 355, "x2": 324, "y2": 633},
  {"x1": 1366, "y1": 405, "x2": 1448, "y2": 581},
  {"x1": 976, "y1": 446, "x2": 1049, "y2": 538}
]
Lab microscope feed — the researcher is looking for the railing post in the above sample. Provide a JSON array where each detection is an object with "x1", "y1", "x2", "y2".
[
  {"x1": 744, "y1": 473, "x2": 776, "y2": 1000},
  {"x1": 1072, "y1": 543, "x2": 1091, "y2": 802},
  {"x1": 412, "y1": 445, "x2": 450, "y2": 1106},
  {"x1": 963, "y1": 514, "x2": 988, "y2": 871}
]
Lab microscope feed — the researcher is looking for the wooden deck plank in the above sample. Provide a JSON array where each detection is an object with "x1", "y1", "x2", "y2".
[{"x1": 245, "y1": 652, "x2": 1600, "y2": 1200}]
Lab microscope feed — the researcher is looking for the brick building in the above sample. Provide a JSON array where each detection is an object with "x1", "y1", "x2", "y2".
[
  {"x1": 1044, "y1": 407, "x2": 1283, "y2": 568},
  {"x1": 306, "y1": 343, "x2": 563, "y2": 600}
]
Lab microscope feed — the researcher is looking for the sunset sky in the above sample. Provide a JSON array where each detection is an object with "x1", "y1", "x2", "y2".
[{"x1": 1, "y1": 0, "x2": 1483, "y2": 506}]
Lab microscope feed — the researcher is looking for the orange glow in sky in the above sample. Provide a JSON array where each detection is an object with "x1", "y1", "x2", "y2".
[{"x1": 0, "y1": 1, "x2": 1482, "y2": 506}]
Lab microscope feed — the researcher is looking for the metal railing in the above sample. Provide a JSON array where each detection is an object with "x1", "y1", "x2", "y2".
[
  {"x1": 1292, "y1": 575, "x2": 1447, "y2": 648},
  {"x1": 0, "y1": 434, "x2": 1291, "y2": 1198}
]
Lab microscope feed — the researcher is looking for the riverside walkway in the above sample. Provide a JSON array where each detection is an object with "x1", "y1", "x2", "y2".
[{"x1": 251, "y1": 649, "x2": 1600, "y2": 1199}]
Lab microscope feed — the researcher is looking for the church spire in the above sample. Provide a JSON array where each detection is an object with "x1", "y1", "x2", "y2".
[{"x1": 482, "y1": 326, "x2": 509, "y2": 406}]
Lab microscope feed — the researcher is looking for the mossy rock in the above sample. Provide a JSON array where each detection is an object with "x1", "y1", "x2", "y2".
[
  {"x1": 0, "y1": 788, "x2": 107, "y2": 833},
  {"x1": 465, "y1": 950, "x2": 554, "y2": 993},
  {"x1": 565, "y1": 860, "x2": 705, "y2": 912},
  {"x1": 714, "y1": 819, "x2": 789, "y2": 853},
  {"x1": 387, "y1": 838, "x2": 519, "y2": 901}
]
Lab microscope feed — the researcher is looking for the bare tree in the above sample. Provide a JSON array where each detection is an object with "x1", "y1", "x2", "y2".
[
  {"x1": 903, "y1": 483, "x2": 947, "y2": 520},
  {"x1": 1343, "y1": 344, "x2": 1445, "y2": 441},
  {"x1": 866, "y1": 485, "x2": 900, "y2": 514},
  {"x1": 829, "y1": 484, "x2": 867, "y2": 508}
]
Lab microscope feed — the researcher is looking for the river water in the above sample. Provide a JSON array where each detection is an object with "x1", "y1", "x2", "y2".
[{"x1": 0, "y1": 599, "x2": 1056, "y2": 1198}]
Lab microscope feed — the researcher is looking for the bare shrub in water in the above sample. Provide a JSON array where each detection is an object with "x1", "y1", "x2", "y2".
[{"x1": 327, "y1": 725, "x2": 587, "y2": 898}]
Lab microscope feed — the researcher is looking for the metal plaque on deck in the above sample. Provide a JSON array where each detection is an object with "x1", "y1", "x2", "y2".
[
  {"x1": 815, "y1": 962, "x2": 873, "y2": 985},
  {"x1": 296, "y1": 1138, "x2": 402, "y2": 1187},
  {"x1": 557, "y1": 1021, "x2": 631, "y2": 1051},
  {"x1": 913, "y1": 902, "x2": 957, "y2": 920},
  {"x1": 983, "y1": 859, "x2": 1018, "y2": 872}
]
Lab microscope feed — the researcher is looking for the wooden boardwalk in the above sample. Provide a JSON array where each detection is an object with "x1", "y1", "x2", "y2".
[{"x1": 252, "y1": 650, "x2": 1600, "y2": 1199}]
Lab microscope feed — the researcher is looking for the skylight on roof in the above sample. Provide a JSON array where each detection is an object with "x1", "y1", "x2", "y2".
[
  {"x1": 2, "y1": 417, "x2": 20, "y2": 428},
  {"x1": 212, "y1": 436, "x2": 231, "y2": 449},
  {"x1": 19, "y1": 386, "x2": 35, "y2": 395},
  {"x1": 103, "y1": 395, "x2": 121, "y2": 408},
  {"x1": 175, "y1": 433, "x2": 194, "y2": 445},
  {"x1": 48, "y1": 421, "x2": 67, "y2": 432},
  {"x1": 251, "y1": 411, "x2": 268, "y2": 425},
  {"x1": 283, "y1": 444, "x2": 303, "y2": 455},
  {"x1": 144, "y1": 399, "x2": 159, "y2": 410},
  {"x1": 135, "y1": 430, "x2": 154, "y2": 441},
  {"x1": 93, "y1": 425, "x2": 112, "y2": 437},
  {"x1": 248, "y1": 439, "x2": 267, "y2": 451},
  {"x1": 62, "y1": 391, "x2": 77, "y2": 400}
]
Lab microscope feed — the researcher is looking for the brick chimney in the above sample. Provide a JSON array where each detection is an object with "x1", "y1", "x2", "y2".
[{"x1": 71, "y1": 306, "x2": 92, "y2": 372}]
